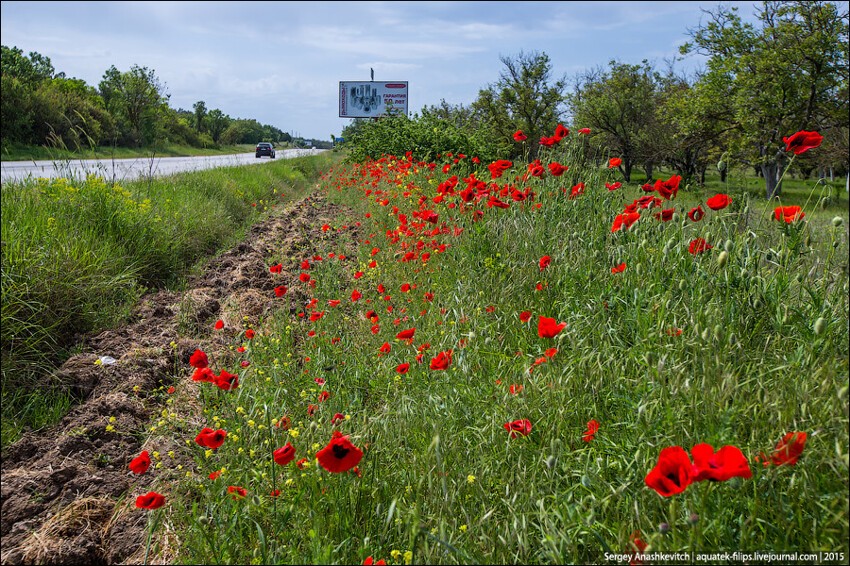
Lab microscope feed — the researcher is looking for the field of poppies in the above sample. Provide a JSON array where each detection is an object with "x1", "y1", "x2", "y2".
[{"x1": 135, "y1": 128, "x2": 848, "y2": 565}]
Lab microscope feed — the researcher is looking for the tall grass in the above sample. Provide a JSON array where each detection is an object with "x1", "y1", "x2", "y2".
[
  {"x1": 150, "y1": 138, "x2": 847, "y2": 564},
  {"x1": 0, "y1": 153, "x2": 337, "y2": 449}
]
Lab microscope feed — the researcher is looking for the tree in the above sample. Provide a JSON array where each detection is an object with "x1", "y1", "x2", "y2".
[
  {"x1": 98, "y1": 64, "x2": 170, "y2": 147},
  {"x1": 683, "y1": 1, "x2": 849, "y2": 199},
  {"x1": 471, "y1": 51, "x2": 567, "y2": 159},
  {"x1": 568, "y1": 60, "x2": 661, "y2": 182},
  {"x1": 205, "y1": 109, "x2": 229, "y2": 143},
  {"x1": 192, "y1": 100, "x2": 207, "y2": 133},
  {"x1": 1, "y1": 45, "x2": 56, "y2": 146}
]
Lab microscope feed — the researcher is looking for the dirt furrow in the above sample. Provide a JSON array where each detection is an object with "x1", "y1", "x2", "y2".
[{"x1": 0, "y1": 192, "x2": 355, "y2": 565}]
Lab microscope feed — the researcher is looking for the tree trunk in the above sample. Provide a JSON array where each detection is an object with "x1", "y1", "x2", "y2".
[
  {"x1": 699, "y1": 167, "x2": 707, "y2": 186},
  {"x1": 644, "y1": 162, "x2": 654, "y2": 182},
  {"x1": 720, "y1": 167, "x2": 727, "y2": 183},
  {"x1": 622, "y1": 160, "x2": 632, "y2": 183},
  {"x1": 763, "y1": 161, "x2": 781, "y2": 199}
]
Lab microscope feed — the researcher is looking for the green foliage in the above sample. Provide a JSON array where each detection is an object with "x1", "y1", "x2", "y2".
[{"x1": 341, "y1": 113, "x2": 502, "y2": 164}]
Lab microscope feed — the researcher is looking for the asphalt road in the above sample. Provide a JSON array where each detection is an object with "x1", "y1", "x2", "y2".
[{"x1": 0, "y1": 148, "x2": 323, "y2": 185}]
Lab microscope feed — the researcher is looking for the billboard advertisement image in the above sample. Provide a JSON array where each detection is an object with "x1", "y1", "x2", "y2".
[{"x1": 339, "y1": 81, "x2": 408, "y2": 118}]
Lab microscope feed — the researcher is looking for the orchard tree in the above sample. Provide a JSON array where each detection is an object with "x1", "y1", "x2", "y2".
[
  {"x1": 683, "y1": 1, "x2": 849, "y2": 199},
  {"x1": 471, "y1": 51, "x2": 567, "y2": 159},
  {"x1": 569, "y1": 60, "x2": 661, "y2": 182}
]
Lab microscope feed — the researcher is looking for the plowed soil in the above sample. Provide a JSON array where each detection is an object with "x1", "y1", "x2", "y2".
[{"x1": 1, "y1": 192, "x2": 354, "y2": 565}]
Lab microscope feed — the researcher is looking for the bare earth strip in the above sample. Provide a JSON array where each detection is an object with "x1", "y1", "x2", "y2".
[{"x1": 0, "y1": 191, "x2": 355, "y2": 564}]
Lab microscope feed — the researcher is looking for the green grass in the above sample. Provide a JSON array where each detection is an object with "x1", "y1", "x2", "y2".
[
  {"x1": 0, "y1": 152, "x2": 338, "y2": 449},
  {"x1": 0, "y1": 143, "x2": 262, "y2": 162},
  {"x1": 147, "y1": 142, "x2": 848, "y2": 563}
]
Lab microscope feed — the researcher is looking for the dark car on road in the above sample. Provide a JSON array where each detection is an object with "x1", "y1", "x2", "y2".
[{"x1": 256, "y1": 142, "x2": 275, "y2": 158}]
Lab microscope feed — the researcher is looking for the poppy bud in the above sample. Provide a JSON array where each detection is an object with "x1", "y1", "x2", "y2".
[
  {"x1": 814, "y1": 317, "x2": 827, "y2": 335},
  {"x1": 659, "y1": 522, "x2": 671, "y2": 534},
  {"x1": 713, "y1": 324, "x2": 723, "y2": 341},
  {"x1": 724, "y1": 239, "x2": 734, "y2": 253},
  {"x1": 701, "y1": 328, "x2": 711, "y2": 341},
  {"x1": 689, "y1": 513, "x2": 700, "y2": 525},
  {"x1": 717, "y1": 251, "x2": 728, "y2": 268},
  {"x1": 804, "y1": 234, "x2": 811, "y2": 247},
  {"x1": 832, "y1": 216, "x2": 844, "y2": 227},
  {"x1": 678, "y1": 280, "x2": 687, "y2": 291},
  {"x1": 728, "y1": 333, "x2": 738, "y2": 346},
  {"x1": 251, "y1": 495, "x2": 262, "y2": 506}
]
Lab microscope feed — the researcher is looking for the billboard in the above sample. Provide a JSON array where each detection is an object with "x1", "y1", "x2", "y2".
[{"x1": 339, "y1": 81, "x2": 408, "y2": 118}]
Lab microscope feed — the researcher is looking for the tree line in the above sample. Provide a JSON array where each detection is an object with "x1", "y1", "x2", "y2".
[
  {"x1": 343, "y1": 1, "x2": 848, "y2": 199},
  {"x1": 0, "y1": 45, "x2": 292, "y2": 152}
]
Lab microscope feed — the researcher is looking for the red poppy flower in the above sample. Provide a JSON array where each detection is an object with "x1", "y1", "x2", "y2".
[
  {"x1": 214, "y1": 319, "x2": 224, "y2": 330},
  {"x1": 611, "y1": 212, "x2": 640, "y2": 233},
  {"x1": 318, "y1": 390, "x2": 331, "y2": 403},
  {"x1": 519, "y1": 311, "x2": 532, "y2": 323},
  {"x1": 135, "y1": 491, "x2": 166, "y2": 510},
  {"x1": 215, "y1": 370, "x2": 239, "y2": 391},
  {"x1": 654, "y1": 208, "x2": 675, "y2": 222},
  {"x1": 379, "y1": 342, "x2": 391, "y2": 355},
  {"x1": 548, "y1": 162, "x2": 568, "y2": 176},
  {"x1": 538, "y1": 315, "x2": 567, "y2": 338},
  {"x1": 706, "y1": 194, "x2": 732, "y2": 210},
  {"x1": 539, "y1": 136, "x2": 557, "y2": 147},
  {"x1": 396, "y1": 328, "x2": 416, "y2": 341},
  {"x1": 611, "y1": 262, "x2": 626, "y2": 274},
  {"x1": 690, "y1": 443, "x2": 752, "y2": 482},
  {"x1": 688, "y1": 205, "x2": 705, "y2": 222},
  {"x1": 269, "y1": 264, "x2": 282, "y2": 274},
  {"x1": 553, "y1": 124, "x2": 570, "y2": 140},
  {"x1": 644, "y1": 446, "x2": 694, "y2": 497},
  {"x1": 354, "y1": 271, "x2": 364, "y2": 279},
  {"x1": 274, "y1": 286, "x2": 288, "y2": 297},
  {"x1": 209, "y1": 470, "x2": 222, "y2": 480},
  {"x1": 192, "y1": 367, "x2": 215, "y2": 383},
  {"x1": 430, "y1": 350, "x2": 453, "y2": 370},
  {"x1": 539, "y1": 256, "x2": 551, "y2": 271},
  {"x1": 331, "y1": 412, "x2": 345, "y2": 424},
  {"x1": 509, "y1": 384, "x2": 524, "y2": 395},
  {"x1": 363, "y1": 556, "x2": 387, "y2": 565},
  {"x1": 773, "y1": 206, "x2": 805, "y2": 223},
  {"x1": 310, "y1": 311, "x2": 325, "y2": 322},
  {"x1": 582, "y1": 419, "x2": 600, "y2": 442},
  {"x1": 316, "y1": 430, "x2": 363, "y2": 473},
  {"x1": 770, "y1": 431, "x2": 807, "y2": 466},
  {"x1": 513, "y1": 130, "x2": 527, "y2": 142},
  {"x1": 129, "y1": 450, "x2": 151, "y2": 474},
  {"x1": 245, "y1": 329, "x2": 255, "y2": 339},
  {"x1": 273, "y1": 443, "x2": 296, "y2": 466},
  {"x1": 227, "y1": 485, "x2": 247, "y2": 499},
  {"x1": 189, "y1": 349, "x2": 208, "y2": 369},
  {"x1": 608, "y1": 157, "x2": 622, "y2": 168},
  {"x1": 351, "y1": 289, "x2": 362, "y2": 302},
  {"x1": 569, "y1": 183, "x2": 585, "y2": 199},
  {"x1": 605, "y1": 182, "x2": 622, "y2": 191},
  {"x1": 578, "y1": 128, "x2": 591, "y2": 135},
  {"x1": 688, "y1": 238, "x2": 713, "y2": 255},
  {"x1": 195, "y1": 427, "x2": 227, "y2": 449},
  {"x1": 423, "y1": 292, "x2": 434, "y2": 302},
  {"x1": 783, "y1": 130, "x2": 823, "y2": 155},
  {"x1": 654, "y1": 175, "x2": 682, "y2": 200},
  {"x1": 504, "y1": 419, "x2": 532, "y2": 438},
  {"x1": 394, "y1": 363, "x2": 410, "y2": 375}
]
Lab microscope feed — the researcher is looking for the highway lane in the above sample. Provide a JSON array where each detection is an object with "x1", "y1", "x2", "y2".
[{"x1": 0, "y1": 148, "x2": 323, "y2": 184}]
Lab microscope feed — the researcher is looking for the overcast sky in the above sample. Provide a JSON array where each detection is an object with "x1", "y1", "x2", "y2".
[{"x1": 1, "y1": 1, "x2": 760, "y2": 141}]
